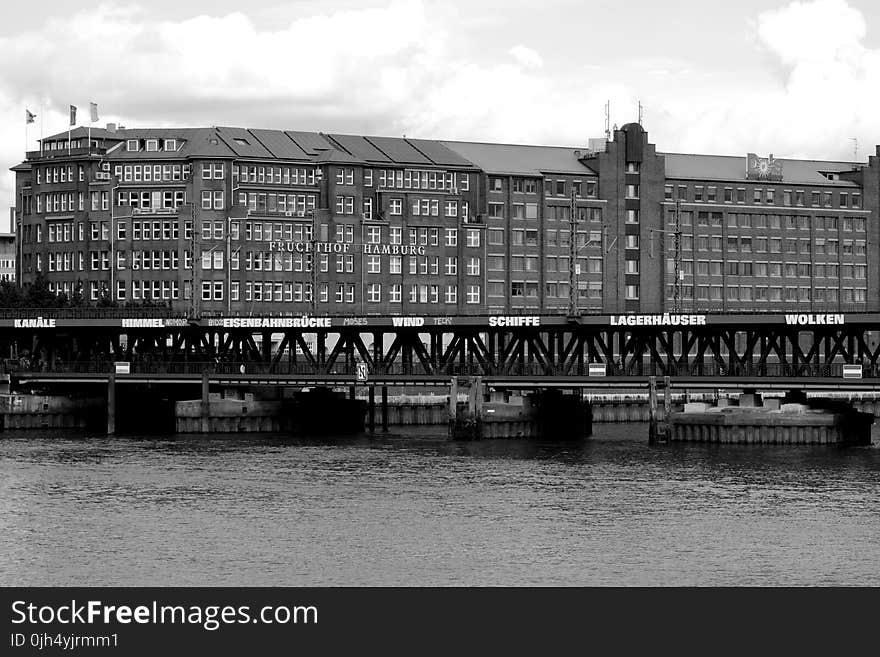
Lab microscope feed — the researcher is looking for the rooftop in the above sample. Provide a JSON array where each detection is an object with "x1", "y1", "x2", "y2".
[
  {"x1": 662, "y1": 152, "x2": 862, "y2": 186},
  {"x1": 29, "y1": 125, "x2": 870, "y2": 185},
  {"x1": 441, "y1": 140, "x2": 597, "y2": 176}
]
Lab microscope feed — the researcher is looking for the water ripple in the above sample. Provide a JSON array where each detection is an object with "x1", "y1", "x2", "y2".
[{"x1": 1, "y1": 425, "x2": 878, "y2": 586}]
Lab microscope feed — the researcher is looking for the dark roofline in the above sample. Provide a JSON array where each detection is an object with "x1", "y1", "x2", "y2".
[{"x1": 659, "y1": 151, "x2": 863, "y2": 167}]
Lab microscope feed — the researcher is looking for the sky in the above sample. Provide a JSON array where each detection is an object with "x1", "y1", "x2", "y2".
[{"x1": 3, "y1": 0, "x2": 880, "y2": 230}]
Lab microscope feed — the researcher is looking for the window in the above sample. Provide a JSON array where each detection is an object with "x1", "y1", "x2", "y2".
[
  {"x1": 146, "y1": 139, "x2": 158, "y2": 152},
  {"x1": 625, "y1": 234, "x2": 639, "y2": 249},
  {"x1": 164, "y1": 139, "x2": 177, "y2": 151},
  {"x1": 201, "y1": 191, "x2": 212, "y2": 209},
  {"x1": 625, "y1": 284, "x2": 639, "y2": 300},
  {"x1": 466, "y1": 229, "x2": 480, "y2": 247},
  {"x1": 466, "y1": 285, "x2": 480, "y2": 304},
  {"x1": 126, "y1": 139, "x2": 138, "y2": 152},
  {"x1": 389, "y1": 199, "x2": 403, "y2": 215},
  {"x1": 367, "y1": 283, "x2": 381, "y2": 303},
  {"x1": 466, "y1": 257, "x2": 480, "y2": 276},
  {"x1": 625, "y1": 184, "x2": 639, "y2": 199},
  {"x1": 626, "y1": 209, "x2": 639, "y2": 224}
]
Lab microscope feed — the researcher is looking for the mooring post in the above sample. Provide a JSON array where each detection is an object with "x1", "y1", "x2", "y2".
[
  {"x1": 448, "y1": 377, "x2": 458, "y2": 421},
  {"x1": 648, "y1": 375, "x2": 658, "y2": 444},
  {"x1": 663, "y1": 375, "x2": 671, "y2": 420},
  {"x1": 107, "y1": 373, "x2": 116, "y2": 436},
  {"x1": 200, "y1": 370, "x2": 210, "y2": 433},
  {"x1": 368, "y1": 385, "x2": 375, "y2": 433},
  {"x1": 381, "y1": 386, "x2": 388, "y2": 432}
]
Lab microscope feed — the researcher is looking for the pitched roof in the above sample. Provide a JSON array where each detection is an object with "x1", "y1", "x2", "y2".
[
  {"x1": 662, "y1": 153, "x2": 861, "y2": 186},
  {"x1": 248, "y1": 129, "x2": 311, "y2": 160},
  {"x1": 328, "y1": 134, "x2": 392, "y2": 163},
  {"x1": 441, "y1": 140, "x2": 597, "y2": 176},
  {"x1": 215, "y1": 126, "x2": 274, "y2": 158},
  {"x1": 406, "y1": 139, "x2": 474, "y2": 167}
]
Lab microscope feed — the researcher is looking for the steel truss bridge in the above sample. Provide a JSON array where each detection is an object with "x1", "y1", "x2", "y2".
[{"x1": 3, "y1": 310, "x2": 880, "y2": 388}]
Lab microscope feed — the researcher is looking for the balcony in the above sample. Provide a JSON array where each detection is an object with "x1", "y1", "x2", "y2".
[{"x1": 27, "y1": 147, "x2": 108, "y2": 160}]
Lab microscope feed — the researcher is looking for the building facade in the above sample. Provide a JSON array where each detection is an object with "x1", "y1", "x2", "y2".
[
  {"x1": 10, "y1": 122, "x2": 879, "y2": 315},
  {"x1": 0, "y1": 231, "x2": 15, "y2": 283}
]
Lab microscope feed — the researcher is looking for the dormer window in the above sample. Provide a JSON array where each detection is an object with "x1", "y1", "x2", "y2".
[
  {"x1": 126, "y1": 139, "x2": 138, "y2": 152},
  {"x1": 145, "y1": 139, "x2": 159, "y2": 152},
  {"x1": 164, "y1": 139, "x2": 177, "y2": 152}
]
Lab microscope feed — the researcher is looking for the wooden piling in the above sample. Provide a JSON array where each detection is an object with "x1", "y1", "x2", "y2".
[
  {"x1": 107, "y1": 374, "x2": 116, "y2": 435},
  {"x1": 368, "y1": 385, "x2": 375, "y2": 433}
]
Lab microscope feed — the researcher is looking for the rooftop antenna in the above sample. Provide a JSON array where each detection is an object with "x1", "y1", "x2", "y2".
[
  {"x1": 850, "y1": 137, "x2": 858, "y2": 161},
  {"x1": 638, "y1": 100, "x2": 644, "y2": 126},
  {"x1": 604, "y1": 100, "x2": 611, "y2": 141}
]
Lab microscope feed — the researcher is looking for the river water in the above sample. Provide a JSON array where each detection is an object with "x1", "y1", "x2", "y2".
[{"x1": 1, "y1": 424, "x2": 878, "y2": 586}]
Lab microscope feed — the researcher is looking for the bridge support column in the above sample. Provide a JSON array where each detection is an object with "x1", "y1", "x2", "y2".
[
  {"x1": 448, "y1": 377, "x2": 458, "y2": 423},
  {"x1": 349, "y1": 386, "x2": 355, "y2": 400},
  {"x1": 107, "y1": 374, "x2": 116, "y2": 435},
  {"x1": 200, "y1": 370, "x2": 210, "y2": 433},
  {"x1": 648, "y1": 376, "x2": 658, "y2": 444},
  {"x1": 381, "y1": 386, "x2": 388, "y2": 432},
  {"x1": 368, "y1": 385, "x2": 375, "y2": 433},
  {"x1": 664, "y1": 375, "x2": 671, "y2": 420}
]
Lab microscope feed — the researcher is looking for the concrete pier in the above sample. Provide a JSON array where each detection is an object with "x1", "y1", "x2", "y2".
[{"x1": 448, "y1": 378, "x2": 591, "y2": 440}]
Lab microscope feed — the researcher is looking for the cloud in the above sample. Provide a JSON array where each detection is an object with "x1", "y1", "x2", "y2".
[
  {"x1": 508, "y1": 45, "x2": 543, "y2": 69},
  {"x1": 4, "y1": 0, "x2": 880, "y2": 230}
]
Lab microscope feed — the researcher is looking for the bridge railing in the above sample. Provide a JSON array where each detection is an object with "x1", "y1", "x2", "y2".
[
  {"x1": 5, "y1": 359, "x2": 880, "y2": 379},
  {"x1": 0, "y1": 307, "x2": 185, "y2": 319}
]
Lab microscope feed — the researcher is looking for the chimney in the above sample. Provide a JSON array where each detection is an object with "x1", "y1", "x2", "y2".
[{"x1": 106, "y1": 123, "x2": 116, "y2": 132}]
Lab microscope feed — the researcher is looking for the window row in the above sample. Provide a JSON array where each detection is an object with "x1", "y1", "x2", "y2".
[
  {"x1": 35, "y1": 165, "x2": 84, "y2": 185},
  {"x1": 376, "y1": 169, "x2": 467, "y2": 192},
  {"x1": 116, "y1": 163, "x2": 189, "y2": 183},
  {"x1": 126, "y1": 138, "x2": 177, "y2": 153},
  {"x1": 672, "y1": 235, "x2": 866, "y2": 256},
  {"x1": 681, "y1": 210, "x2": 867, "y2": 231},
  {"x1": 117, "y1": 190, "x2": 186, "y2": 210},
  {"x1": 232, "y1": 164, "x2": 319, "y2": 186},
  {"x1": 667, "y1": 183, "x2": 862, "y2": 209},
  {"x1": 237, "y1": 192, "x2": 318, "y2": 215},
  {"x1": 537, "y1": 179, "x2": 598, "y2": 199},
  {"x1": 681, "y1": 285, "x2": 868, "y2": 303}
]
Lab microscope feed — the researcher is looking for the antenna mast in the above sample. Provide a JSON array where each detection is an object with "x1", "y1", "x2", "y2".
[
  {"x1": 638, "y1": 100, "x2": 643, "y2": 126},
  {"x1": 850, "y1": 137, "x2": 859, "y2": 161},
  {"x1": 604, "y1": 101, "x2": 611, "y2": 141}
]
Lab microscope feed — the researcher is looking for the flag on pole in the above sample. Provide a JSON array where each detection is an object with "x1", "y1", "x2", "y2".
[
  {"x1": 90, "y1": 102, "x2": 98, "y2": 123},
  {"x1": 69, "y1": 104, "x2": 77, "y2": 126},
  {"x1": 25, "y1": 109, "x2": 36, "y2": 124}
]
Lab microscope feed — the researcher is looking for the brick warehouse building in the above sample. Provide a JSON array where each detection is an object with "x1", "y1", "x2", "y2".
[{"x1": 10, "y1": 122, "x2": 879, "y2": 316}]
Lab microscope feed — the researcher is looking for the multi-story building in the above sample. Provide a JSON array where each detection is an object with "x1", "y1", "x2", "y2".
[
  {"x1": 0, "y1": 231, "x2": 15, "y2": 283},
  {"x1": 10, "y1": 121, "x2": 879, "y2": 315}
]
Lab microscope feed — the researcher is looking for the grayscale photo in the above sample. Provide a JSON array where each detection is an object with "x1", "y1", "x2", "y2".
[{"x1": 1, "y1": 0, "x2": 879, "y2": 602}]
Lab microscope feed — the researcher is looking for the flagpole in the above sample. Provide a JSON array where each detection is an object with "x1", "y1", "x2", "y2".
[{"x1": 39, "y1": 103, "x2": 43, "y2": 156}]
